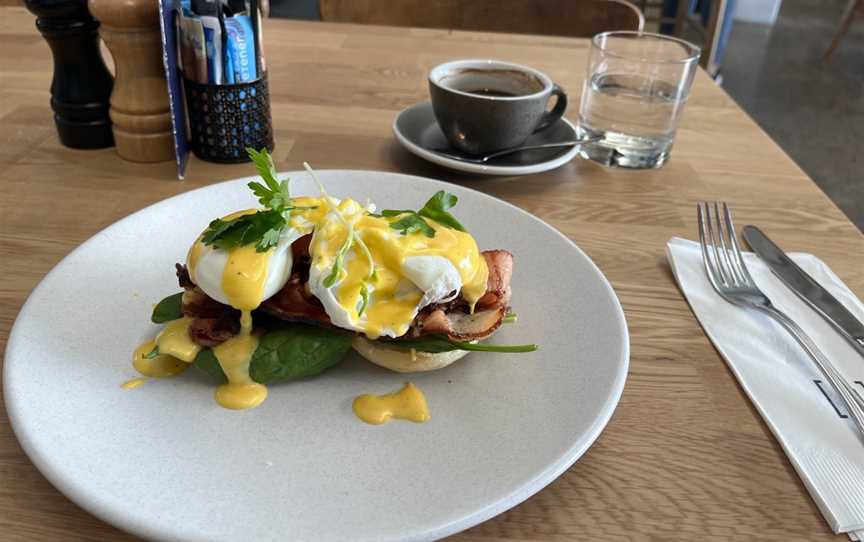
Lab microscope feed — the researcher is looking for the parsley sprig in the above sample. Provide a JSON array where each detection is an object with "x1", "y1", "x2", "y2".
[
  {"x1": 202, "y1": 148, "x2": 312, "y2": 253},
  {"x1": 247, "y1": 147, "x2": 292, "y2": 210},
  {"x1": 202, "y1": 208, "x2": 286, "y2": 252},
  {"x1": 372, "y1": 190, "x2": 466, "y2": 237}
]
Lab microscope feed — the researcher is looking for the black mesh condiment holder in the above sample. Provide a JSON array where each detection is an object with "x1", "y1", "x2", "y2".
[{"x1": 183, "y1": 75, "x2": 274, "y2": 163}]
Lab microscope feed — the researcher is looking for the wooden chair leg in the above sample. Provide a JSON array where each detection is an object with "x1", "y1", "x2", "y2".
[
  {"x1": 673, "y1": 0, "x2": 689, "y2": 36},
  {"x1": 702, "y1": 0, "x2": 727, "y2": 77},
  {"x1": 823, "y1": 0, "x2": 862, "y2": 61}
]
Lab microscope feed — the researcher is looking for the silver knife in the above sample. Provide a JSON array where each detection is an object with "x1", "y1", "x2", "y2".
[{"x1": 743, "y1": 225, "x2": 864, "y2": 358}]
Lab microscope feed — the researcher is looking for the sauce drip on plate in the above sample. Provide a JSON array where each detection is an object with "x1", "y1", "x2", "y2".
[
  {"x1": 121, "y1": 377, "x2": 147, "y2": 390},
  {"x1": 353, "y1": 383, "x2": 430, "y2": 425},
  {"x1": 212, "y1": 310, "x2": 267, "y2": 410},
  {"x1": 132, "y1": 339, "x2": 189, "y2": 377}
]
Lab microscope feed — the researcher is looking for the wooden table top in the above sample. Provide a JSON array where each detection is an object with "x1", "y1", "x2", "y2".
[{"x1": 2, "y1": 6, "x2": 863, "y2": 541}]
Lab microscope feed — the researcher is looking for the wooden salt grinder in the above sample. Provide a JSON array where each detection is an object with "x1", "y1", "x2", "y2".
[{"x1": 88, "y1": 0, "x2": 174, "y2": 162}]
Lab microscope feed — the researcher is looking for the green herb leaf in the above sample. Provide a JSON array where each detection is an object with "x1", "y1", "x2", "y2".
[
  {"x1": 358, "y1": 283, "x2": 370, "y2": 316},
  {"x1": 261, "y1": 177, "x2": 292, "y2": 211},
  {"x1": 248, "y1": 181, "x2": 274, "y2": 206},
  {"x1": 238, "y1": 209, "x2": 283, "y2": 246},
  {"x1": 380, "y1": 334, "x2": 537, "y2": 353},
  {"x1": 503, "y1": 312, "x2": 517, "y2": 324},
  {"x1": 202, "y1": 209, "x2": 285, "y2": 253},
  {"x1": 418, "y1": 191, "x2": 465, "y2": 232},
  {"x1": 193, "y1": 348, "x2": 225, "y2": 381},
  {"x1": 246, "y1": 147, "x2": 282, "y2": 197},
  {"x1": 200, "y1": 218, "x2": 234, "y2": 245},
  {"x1": 374, "y1": 190, "x2": 465, "y2": 237},
  {"x1": 323, "y1": 257, "x2": 342, "y2": 287},
  {"x1": 151, "y1": 292, "x2": 184, "y2": 323},
  {"x1": 192, "y1": 324, "x2": 353, "y2": 384},
  {"x1": 323, "y1": 227, "x2": 354, "y2": 287},
  {"x1": 250, "y1": 325, "x2": 353, "y2": 383},
  {"x1": 257, "y1": 227, "x2": 283, "y2": 252},
  {"x1": 201, "y1": 149, "x2": 299, "y2": 252},
  {"x1": 389, "y1": 213, "x2": 435, "y2": 237},
  {"x1": 143, "y1": 345, "x2": 160, "y2": 359}
]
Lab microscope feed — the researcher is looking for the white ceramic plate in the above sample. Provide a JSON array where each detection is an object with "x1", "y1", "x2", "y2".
[
  {"x1": 4, "y1": 171, "x2": 628, "y2": 542},
  {"x1": 393, "y1": 101, "x2": 582, "y2": 175}
]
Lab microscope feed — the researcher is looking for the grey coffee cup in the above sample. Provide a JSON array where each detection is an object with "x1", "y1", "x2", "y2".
[{"x1": 428, "y1": 59, "x2": 568, "y2": 155}]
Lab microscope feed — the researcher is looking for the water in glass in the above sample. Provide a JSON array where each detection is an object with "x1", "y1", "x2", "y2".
[{"x1": 578, "y1": 72, "x2": 684, "y2": 169}]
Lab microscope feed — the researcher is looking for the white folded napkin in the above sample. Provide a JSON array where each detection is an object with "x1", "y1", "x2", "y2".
[{"x1": 666, "y1": 237, "x2": 864, "y2": 539}]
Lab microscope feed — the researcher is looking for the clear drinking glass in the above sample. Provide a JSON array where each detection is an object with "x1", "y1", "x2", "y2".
[{"x1": 577, "y1": 31, "x2": 700, "y2": 169}]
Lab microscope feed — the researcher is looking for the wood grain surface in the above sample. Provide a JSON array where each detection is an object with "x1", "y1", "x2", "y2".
[{"x1": 1, "y1": 6, "x2": 862, "y2": 541}]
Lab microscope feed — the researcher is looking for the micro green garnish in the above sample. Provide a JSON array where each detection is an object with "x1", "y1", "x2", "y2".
[
  {"x1": 323, "y1": 225, "x2": 354, "y2": 288},
  {"x1": 143, "y1": 346, "x2": 160, "y2": 359},
  {"x1": 372, "y1": 190, "x2": 466, "y2": 237},
  {"x1": 303, "y1": 161, "x2": 331, "y2": 200},
  {"x1": 358, "y1": 283, "x2": 370, "y2": 316},
  {"x1": 503, "y1": 312, "x2": 517, "y2": 324},
  {"x1": 302, "y1": 161, "x2": 377, "y2": 296},
  {"x1": 354, "y1": 233, "x2": 376, "y2": 316},
  {"x1": 202, "y1": 148, "x2": 313, "y2": 253},
  {"x1": 355, "y1": 235, "x2": 376, "y2": 282}
]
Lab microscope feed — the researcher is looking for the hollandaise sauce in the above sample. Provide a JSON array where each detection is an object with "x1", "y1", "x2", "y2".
[
  {"x1": 352, "y1": 383, "x2": 430, "y2": 425},
  {"x1": 151, "y1": 318, "x2": 201, "y2": 361},
  {"x1": 129, "y1": 329, "x2": 192, "y2": 390},
  {"x1": 121, "y1": 377, "x2": 147, "y2": 390},
  {"x1": 133, "y1": 338, "x2": 190, "y2": 376},
  {"x1": 205, "y1": 239, "x2": 273, "y2": 409},
  {"x1": 303, "y1": 197, "x2": 489, "y2": 340},
  {"x1": 221, "y1": 243, "x2": 271, "y2": 311},
  {"x1": 212, "y1": 310, "x2": 267, "y2": 409}
]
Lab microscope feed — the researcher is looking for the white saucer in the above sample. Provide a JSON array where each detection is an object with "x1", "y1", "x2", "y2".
[{"x1": 392, "y1": 101, "x2": 581, "y2": 176}]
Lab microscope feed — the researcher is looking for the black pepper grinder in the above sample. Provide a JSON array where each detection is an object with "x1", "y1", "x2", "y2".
[{"x1": 24, "y1": 0, "x2": 114, "y2": 149}]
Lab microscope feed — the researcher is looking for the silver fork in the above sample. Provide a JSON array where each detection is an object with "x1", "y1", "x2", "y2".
[{"x1": 697, "y1": 202, "x2": 864, "y2": 435}]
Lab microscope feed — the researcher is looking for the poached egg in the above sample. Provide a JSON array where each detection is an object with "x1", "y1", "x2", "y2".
[
  {"x1": 186, "y1": 209, "x2": 308, "y2": 309},
  {"x1": 303, "y1": 197, "x2": 488, "y2": 339}
]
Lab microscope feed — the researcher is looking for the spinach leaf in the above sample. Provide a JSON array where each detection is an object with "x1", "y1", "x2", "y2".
[
  {"x1": 192, "y1": 324, "x2": 354, "y2": 384},
  {"x1": 380, "y1": 334, "x2": 537, "y2": 353},
  {"x1": 193, "y1": 348, "x2": 226, "y2": 381},
  {"x1": 151, "y1": 292, "x2": 184, "y2": 323},
  {"x1": 250, "y1": 325, "x2": 353, "y2": 383}
]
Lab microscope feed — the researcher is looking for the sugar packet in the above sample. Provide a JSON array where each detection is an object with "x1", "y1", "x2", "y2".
[
  {"x1": 199, "y1": 15, "x2": 223, "y2": 84},
  {"x1": 178, "y1": 11, "x2": 207, "y2": 83},
  {"x1": 224, "y1": 15, "x2": 257, "y2": 83}
]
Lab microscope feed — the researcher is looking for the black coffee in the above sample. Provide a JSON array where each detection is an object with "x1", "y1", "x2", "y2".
[
  {"x1": 443, "y1": 68, "x2": 544, "y2": 98},
  {"x1": 462, "y1": 88, "x2": 519, "y2": 97}
]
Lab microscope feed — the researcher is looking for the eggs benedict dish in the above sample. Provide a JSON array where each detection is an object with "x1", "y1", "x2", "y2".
[{"x1": 134, "y1": 149, "x2": 536, "y2": 410}]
